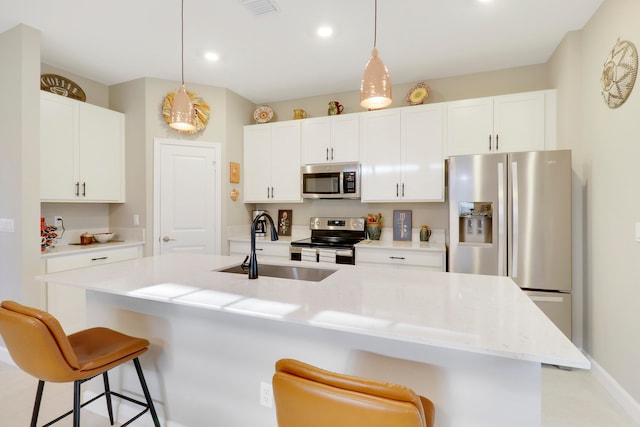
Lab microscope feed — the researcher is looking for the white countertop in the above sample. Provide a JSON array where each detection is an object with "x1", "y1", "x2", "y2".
[
  {"x1": 37, "y1": 253, "x2": 588, "y2": 369},
  {"x1": 41, "y1": 240, "x2": 144, "y2": 258}
]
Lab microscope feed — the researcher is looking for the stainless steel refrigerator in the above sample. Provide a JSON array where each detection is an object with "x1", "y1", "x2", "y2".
[{"x1": 448, "y1": 150, "x2": 572, "y2": 338}]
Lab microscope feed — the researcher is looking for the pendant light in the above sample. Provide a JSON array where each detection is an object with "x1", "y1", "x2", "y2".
[
  {"x1": 360, "y1": 0, "x2": 392, "y2": 110},
  {"x1": 170, "y1": 0, "x2": 196, "y2": 131}
]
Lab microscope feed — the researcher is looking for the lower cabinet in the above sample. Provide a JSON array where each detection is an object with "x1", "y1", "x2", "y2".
[
  {"x1": 44, "y1": 245, "x2": 141, "y2": 333},
  {"x1": 356, "y1": 247, "x2": 445, "y2": 271},
  {"x1": 229, "y1": 240, "x2": 290, "y2": 260}
]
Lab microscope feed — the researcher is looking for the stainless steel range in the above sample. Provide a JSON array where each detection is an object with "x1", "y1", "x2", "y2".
[{"x1": 290, "y1": 217, "x2": 366, "y2": 265}]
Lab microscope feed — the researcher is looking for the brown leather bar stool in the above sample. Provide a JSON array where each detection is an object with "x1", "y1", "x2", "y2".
[
  {"x1": 272, "y1": 358, "x2": 435, "y2": 427},
  {"x1": 0, "y1": 300, "x2": 161, "y2": 427}
]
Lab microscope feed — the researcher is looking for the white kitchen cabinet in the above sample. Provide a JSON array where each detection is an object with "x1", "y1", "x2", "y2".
[
  {"x1": 360, "y1": 104, "x2": 445, "y2": 202},
  {"x1": 356, "y1": 246, "x2": 445, "y2": 271},
  {"x1": 44, "y1": 244, "x2": 141, "y2": 333},
  {"x1": 301, "y1": 114, "x2": 360, "y2": 164},
  {"x1": 229, "y1": 239, "x2": 289, "y2": 260},
  {"x1": 40, "y1": 91, "x2": 125, "y2": 202},
  {"x1": 243, "y1": 121, "x2": 302, "y2": 203},
  {"x1": 446, "y1": 90, "x2": 555, "y2": 157}
]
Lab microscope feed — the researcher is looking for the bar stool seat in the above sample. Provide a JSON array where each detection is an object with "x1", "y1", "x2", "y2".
[
  {"x1": 0, "y1": 300, "x2": 161, "y2": 427},
  {"x1": 272, "y1": 358, "x2": 435, "y2": 427}
]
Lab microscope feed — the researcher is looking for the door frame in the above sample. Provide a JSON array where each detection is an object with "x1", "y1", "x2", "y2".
[{"x1": 153, "y1": 138, "x2": 222, "y2": 255}]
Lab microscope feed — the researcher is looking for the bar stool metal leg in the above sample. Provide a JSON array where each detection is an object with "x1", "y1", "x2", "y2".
[
  {"x1": 103, "y1": 372, "x2": 115, "y2": 425},
  {"x1": 133, "y1": 358, "x2": 161, "y2": 427},
  {"x1": 31, "y1": 380, "x2": 45, "y2": 427},
  {"x1": 73, "y1": 380, "x2": 81, "y2": 427}
]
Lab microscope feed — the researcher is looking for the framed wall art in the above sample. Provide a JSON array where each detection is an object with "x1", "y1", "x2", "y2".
[
  {"x1": 393, "y1": 210, "x2": 412, "y2": 241},
  {"x1": 278, "y1": 210, "x2": 292, "y2": 236}
]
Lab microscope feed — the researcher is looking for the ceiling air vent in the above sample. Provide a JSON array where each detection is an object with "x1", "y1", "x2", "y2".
[{"x1": 242, "y1": 0, "x2": 278, "y2": 15}]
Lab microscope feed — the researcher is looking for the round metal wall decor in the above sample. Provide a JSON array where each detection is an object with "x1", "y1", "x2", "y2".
[
  {"x1": 162, "y1": 90, "x2": 210, "y2": 134},
  {"x1": 601, "y1": 38, "x2": 638, "y2": 109}
]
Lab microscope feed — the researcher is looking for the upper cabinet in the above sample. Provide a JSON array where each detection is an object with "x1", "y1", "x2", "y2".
[
  {"x1": 40, "y1": 91, "x2": 125, "y2": 202},
  {"x1": 360, "y1": 104, "x2": 445, "y2": 202},
  {"x1": 301, "y1": 114, "x2": 360, "y2": 164},
  {"x1": 243, "y1": 121, "x2": 302, "y2": 203},
  {"x1": 446, "y1": 90, "x2": 556, "y2": 157}
]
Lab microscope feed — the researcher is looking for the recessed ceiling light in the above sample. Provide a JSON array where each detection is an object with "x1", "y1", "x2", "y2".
[
  {"x1": 204, "y1": 52, "x2": 220, "y2": 62},
  {"x1": 317, "y1": 26, "x2": 333, "y2": 38}
]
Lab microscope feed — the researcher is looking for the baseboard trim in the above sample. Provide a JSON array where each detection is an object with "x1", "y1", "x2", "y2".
[{"x1": 588, "y1": 354, "x2": 640, "y2": 424}]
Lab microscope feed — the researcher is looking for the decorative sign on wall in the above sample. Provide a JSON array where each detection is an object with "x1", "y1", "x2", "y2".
[
  {"x1": 229, "y1": 162, "x2": 240, "y2": 183},
  {"x1": 393, "y1": 210, "x2": 412, "y2": 241},
  {"x1": 601, "y1": 38, "x2": 638, "y2": 109},
  {"x1": 40, "y1": 74, "x2": 86, "y2": 102},
  {"x1": 162, "y1": 90, "x2": 210, "y2": 134},
  {"x1": 278, "y1": 210, "x2": 292, "y2": 236}
]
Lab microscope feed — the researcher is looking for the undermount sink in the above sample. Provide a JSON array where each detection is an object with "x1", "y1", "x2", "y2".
[{"x1": 216, "y1": 263, "x2": 336, "y2": 282}]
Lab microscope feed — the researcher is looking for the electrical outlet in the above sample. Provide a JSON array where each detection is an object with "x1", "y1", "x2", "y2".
[
  {"x1": 54, "y1": 216, "x2": 63, "y2": 227},
  {"x1": 259, "y1": 381, "x2": 273, "y2": 408}
]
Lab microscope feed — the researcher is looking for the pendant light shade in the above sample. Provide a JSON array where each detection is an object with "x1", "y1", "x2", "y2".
[
  {"x1": 169, "y1": 0, "x2": 196, "y2": 131},
  {"x1": 170, "y1": 84, "x2": 196, "y2": 130},
  {"x1": 360, "y1": 0, "x2": 392, "y2": 110}
]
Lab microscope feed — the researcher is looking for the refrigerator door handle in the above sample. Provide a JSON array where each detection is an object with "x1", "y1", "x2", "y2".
[
  {"x1": 498, "y1": 162, "x2": 506, "y2": 275},
  {"x1": 511, "y1": 161, "x2": 519, "y2": 278}
]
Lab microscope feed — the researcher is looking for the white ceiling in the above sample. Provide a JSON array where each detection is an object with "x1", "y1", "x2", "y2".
[{"x1": 0, "y1": 0, "x2": 604, "y2": 104}]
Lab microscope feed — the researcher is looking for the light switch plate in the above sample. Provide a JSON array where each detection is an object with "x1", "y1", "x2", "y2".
[
  {"x1": 636, "y1": 222, "x2": 640, "y2": 242},
  {"x1": 0, "y1": 218, "x2": 15, "y2": 232}
]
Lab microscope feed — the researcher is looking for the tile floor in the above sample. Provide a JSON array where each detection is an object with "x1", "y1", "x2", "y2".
[{"x1": 1, "y1": 361, "x2": 638, "y2": 426}]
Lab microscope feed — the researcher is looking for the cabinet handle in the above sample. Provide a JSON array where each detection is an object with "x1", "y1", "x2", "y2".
[
  {"x1": 402, "y1": 183, "x2": 405, "y2": 197},
  {"x1": 396, "y1": 183, "x2": 399, "y2": 197},
  {"x1": 331, "y1": 147, "x2": 334, "y2": 160},
  {"x1": 496, "y1": 134, "x2": 499, "y2": 151},
  {"x1": 256, "y1": 248, "x2": 264, "y2": 251},
  {"x1": 91, "y1": 256, "x2": 108, "y2": 261},
  {"x1": 267, "y1": 187, "x2": 270, "y2": 198},
  {"x1": 82, "y1": 182, "x2": 86, "y2": 197},
  {"x1": 326, "y1": 148, "x2": 329, "y2": 161},
  {"x1": 75, "y1": 182, "x2": 80, "y2": 197},
  {"x1": 271, "y1": 187, "x2": 274, "y2": 198},
  {"x1": 489, "y1": 134, "x2": 492, "y2": 150},
  {"x1": 389, "y1": 256, "x2": 406, "y2": 260}
]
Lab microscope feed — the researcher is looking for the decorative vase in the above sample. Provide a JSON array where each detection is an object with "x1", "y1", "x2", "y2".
[
  {"x1": 366, "y1": 222, "x2": 382, "y2": 240},
  {"x1": 420, "y1": 225, "x2": 431, "y2": 242}
]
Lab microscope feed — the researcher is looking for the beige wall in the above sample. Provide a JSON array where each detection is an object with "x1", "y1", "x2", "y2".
[
  {"x1": 552, "y1": 0, "x2": 640, "y2": 406},
  {"x1": 108, "y1": 78, "x2": 255, "y2": 254},
  {"x1": 265, "y1": 64, "x2": 548, "y2": 121},
  {"x1": 0, "y1": 25, "x2": 43, "y2": 310}
]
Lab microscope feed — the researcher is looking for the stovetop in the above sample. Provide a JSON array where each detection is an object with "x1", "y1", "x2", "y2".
[{"x1": 291, "y1": 217, "x2": 367, "y2": 248}]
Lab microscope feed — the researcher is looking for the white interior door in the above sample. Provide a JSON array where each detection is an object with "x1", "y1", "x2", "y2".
[{"x1": 154, "y1": 139, "x2": 221, "y2": 255}]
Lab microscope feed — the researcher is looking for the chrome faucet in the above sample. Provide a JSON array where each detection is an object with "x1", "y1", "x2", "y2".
[{"x1": 244, "y1": 211, "x2": 278, "y2": 279}]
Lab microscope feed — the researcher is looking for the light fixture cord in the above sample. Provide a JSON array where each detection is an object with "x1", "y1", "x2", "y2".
[
  {"x1": 373, "y1": 0, "x2": 378, "y2": 48},
  {"x1": 181, "y1": 0, "x2": 185, "y2": 85}
]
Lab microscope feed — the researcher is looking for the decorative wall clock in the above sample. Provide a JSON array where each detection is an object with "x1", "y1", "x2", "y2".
[
  {"x1": 40, "y1": 73, "x2": 86, "y2": 102},
  {"x1": 162, "y1": 90, "x2": 210, "y2": 134},
  {"x1": 601, "y1": 38, "x2": 638, "y2": 109}
]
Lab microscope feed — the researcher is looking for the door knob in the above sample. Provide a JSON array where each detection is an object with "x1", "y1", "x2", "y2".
[{"x1": 162, "y1": 236, "x2": 176, "y2": 242}]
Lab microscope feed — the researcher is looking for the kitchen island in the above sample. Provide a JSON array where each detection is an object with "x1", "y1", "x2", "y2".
[{"x1": 37, "y1": 253, "x2": 589, "y2": 427}]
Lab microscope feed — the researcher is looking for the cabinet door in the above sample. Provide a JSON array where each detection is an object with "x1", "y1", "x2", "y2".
[
  {"x1": 301, "y1": 117, "x2": 331, "y2": 164},
  {"x1": 360, "y1": 109, "x2": 402, "y2": 202},
  {"x1": 330, "y1": 114, "x2": 360, "y2": 163},
  {"x1": 78, "y1": 102, "x2": 125, "y2": 201},
  {"x1": 493, "y1": 91, "x2": 545, "y2": 153},
  {"x1": 243, "y1": 125, "x2": 273, "y2": 202},
  {"x1": 401, "y1": 104, "x2": 445, "y2": 201},
  {"x1": 270, "y1": 121, "x2": 302, "y2": 202},
  {"x1": 40, "y1": 92, "x2": 78, "y2": 200},
  {"x1": 446, "y1": 97, "x2": 494, "y2": 156}
]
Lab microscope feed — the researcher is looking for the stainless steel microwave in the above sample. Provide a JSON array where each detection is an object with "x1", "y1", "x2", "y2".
[{"x1": 301, "y1": 163, "x2": 360, "y2": 199}]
